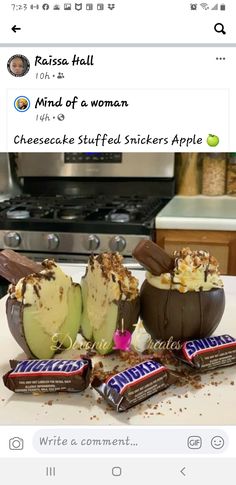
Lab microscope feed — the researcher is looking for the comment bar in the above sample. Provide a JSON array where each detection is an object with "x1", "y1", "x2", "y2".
[{"x1": 33, "y1": 427, "x2": 228, "y2": 455}]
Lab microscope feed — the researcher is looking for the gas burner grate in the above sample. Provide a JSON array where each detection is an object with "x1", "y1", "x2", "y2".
[{"x1": 0, "y1": 194, "x2": 166, "y2": 229}]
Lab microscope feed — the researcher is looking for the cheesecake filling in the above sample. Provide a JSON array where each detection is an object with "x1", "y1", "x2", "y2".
[
  {"x1": 85, "y1": 253, "x2": 139, "y2": 331},
  {"x1": 9, "y1": 260, "x2": 72, "y2": 336}
]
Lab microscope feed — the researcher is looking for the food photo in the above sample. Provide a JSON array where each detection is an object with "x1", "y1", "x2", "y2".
[{"x1": 0, "y1": 152, "x2": 235, "y2": 425}]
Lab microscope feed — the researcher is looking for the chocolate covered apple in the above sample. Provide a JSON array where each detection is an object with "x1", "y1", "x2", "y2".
[
  {"x1": 1, "y1": 253, "x2": 82, "y2": 359},
  {"x1": 133, "y1": 243, "x2": 225, "y2": 341},
  {"x1": 80, "y1": 252, "x2": 140, "y2": 354}
]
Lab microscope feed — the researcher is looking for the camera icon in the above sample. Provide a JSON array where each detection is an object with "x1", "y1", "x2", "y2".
[{"x1": 9, "y1": 437, "x2": 24, "y2": 450}]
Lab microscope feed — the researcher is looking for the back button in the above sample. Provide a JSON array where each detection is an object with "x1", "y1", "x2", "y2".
[{"x1": 11, "y1": 25, "x2": 21, "y2": 33}]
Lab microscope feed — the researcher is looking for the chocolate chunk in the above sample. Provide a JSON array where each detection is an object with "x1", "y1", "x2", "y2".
[
  {"x1": 0, "y1": 250, "x2": 42, "y2": 284},
  {"x1": 92, "y1": 359, "x2": 175, "y2": 411},
  {"x1": 172, "y1": 334, "x2": 236, "y2": 371},
  {"x1": 132, "y1": 240, "x2": 174, "y2": 276},
  {"x1": 3, "y1": 358, "x2": 92, "y2": 393}
]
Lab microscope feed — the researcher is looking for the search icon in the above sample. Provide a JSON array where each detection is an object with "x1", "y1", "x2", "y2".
[{"x1": 214, "y1": 23, "x2": 226, "y2": 35}]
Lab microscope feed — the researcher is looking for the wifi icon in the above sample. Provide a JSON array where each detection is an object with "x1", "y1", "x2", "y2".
[{"x1": 200, "y1": 2, "x2": 209, "y2": 9}]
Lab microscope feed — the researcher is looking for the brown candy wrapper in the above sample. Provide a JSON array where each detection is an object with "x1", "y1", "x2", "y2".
[
  {"x1": 3, "y1": 358, "x2": 92, "y2": 393},
  {"x1": 132, "y1": 240, "x2": 174, "y2": 276},
  {"x1": 172, "y1": 334, "x2": 236, "y2": 371},
  {"x1": 92, "y1": 359, "x2": 176, "y2": 412},
  {"x1": 0, "y1": 249, "x2": 42, "y2": 285}
]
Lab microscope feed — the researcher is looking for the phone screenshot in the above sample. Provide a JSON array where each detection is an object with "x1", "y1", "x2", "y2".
[{"x1": 0, "y1": 1, "x2": 235, "y2": 484}]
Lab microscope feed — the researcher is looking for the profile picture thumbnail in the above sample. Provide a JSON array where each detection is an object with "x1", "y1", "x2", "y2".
[
  {"x1": 14, "y1": 96, "x2": 30, "y2": 112},
  {"x1": 7, "y1": 54, "x2": 30, "y2": 77}
]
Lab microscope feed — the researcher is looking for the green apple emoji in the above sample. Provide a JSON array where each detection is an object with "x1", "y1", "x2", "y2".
[{"x1": 207, "y1": 134, "x2": 219, "y2": 147}]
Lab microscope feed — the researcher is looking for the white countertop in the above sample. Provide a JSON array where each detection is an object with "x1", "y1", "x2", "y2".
[
  {"x1": 0, "y1": 264, "x2": 236, "y2": 426},
  {"x1": 156, "y1": 196, "x2": 236, "y2": 230}
]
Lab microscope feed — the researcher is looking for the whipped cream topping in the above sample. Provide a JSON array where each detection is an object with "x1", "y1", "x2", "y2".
[
  {"x1": 147, "y1": 247, "x2": 223, "y2": 293},
  {"x1": 131, "y1": 321, "x2": 151, "y2": 353}
]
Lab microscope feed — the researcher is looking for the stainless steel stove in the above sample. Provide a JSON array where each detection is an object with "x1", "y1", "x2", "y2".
[{"x1": 0, "y1": 153, "x2": 175, "y2": 262}]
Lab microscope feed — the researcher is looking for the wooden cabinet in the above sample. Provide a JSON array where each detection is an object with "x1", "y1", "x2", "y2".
[{"x1": 156, "y1": 229, "x2": 236, "y2": 275}]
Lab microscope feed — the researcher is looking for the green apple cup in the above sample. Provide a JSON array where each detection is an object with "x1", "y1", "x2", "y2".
[
  {"x1": 80, "y1": 253, "x2": 140, "y2": 355},
  {"x1": 6, "y1": 261, "x2": 82, "y2": 359}
]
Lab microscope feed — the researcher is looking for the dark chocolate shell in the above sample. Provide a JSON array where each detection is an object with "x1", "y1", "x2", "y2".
[
  {"x1": 6, "y1": 297, "x2": 35, "y2": 358},
  {"x1": 140, "y1": 280, "x2": 225, "y2": 341},
  {"x1": 116, "y1": 296, "x2": 140, "y2": 331}
]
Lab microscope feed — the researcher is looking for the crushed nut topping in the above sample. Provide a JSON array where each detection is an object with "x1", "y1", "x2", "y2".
[
  {"x1": 147, "y1": 247, "x2": 223, "y2": 293},
  {"x1": 89, "y1": 252, "x2": 139, "y2": 300}
]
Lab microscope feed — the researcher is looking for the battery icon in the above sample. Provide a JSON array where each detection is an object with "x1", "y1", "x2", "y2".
[{"x1": 220, "y1": 4, "x2": 226, "y2": 10}]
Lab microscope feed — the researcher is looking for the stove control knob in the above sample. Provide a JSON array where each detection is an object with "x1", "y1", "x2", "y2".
[
  {"x1": 47, "y1": 233, "x2": 59, "y2": 250},
  {"x1": 85, "y1": 235, "x2": 100, "y2": 251},
  {"x1": 4, "y1": 231, "x2": 21, "y2": 248},
  {"x1": 109, "y1": 235, "x2": 126, "y2": 253}
]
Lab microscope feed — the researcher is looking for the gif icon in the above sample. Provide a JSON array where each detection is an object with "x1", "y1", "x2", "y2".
[{"x1": 187, "y1": 436, "x2": 202, "y2": 449}]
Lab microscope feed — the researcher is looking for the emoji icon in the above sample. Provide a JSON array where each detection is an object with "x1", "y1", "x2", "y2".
[
  {"x1": 211, "y1": 436, "x2": 224, "y2": 449},
  {"x1": 207, "y1": 134, "x2": 219, "y2": 147}
]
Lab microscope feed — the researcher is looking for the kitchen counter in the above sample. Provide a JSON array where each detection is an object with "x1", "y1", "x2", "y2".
[
  {"x1": 156, "y1": 196, "x2": 236, "y2": 230},
  {"x1": 0, "y1": 264, "x2": 236, "y2": 426}
]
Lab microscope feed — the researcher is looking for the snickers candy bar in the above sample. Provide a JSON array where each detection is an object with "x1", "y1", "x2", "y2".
[
  {"x1": 0, "y1": 249, "x2": 42, "y2": 285},
  {"x1": 172, "y1": 334, "x2": 236, "y2": 371},
  {"x1": 92, "y1": 359, "x2": 174, "y2": 412},
  {"x1": 132, "y1": 240, "x2": 174, "y2": 276},
  {"x1": 3, "y1": 358, "x2": 92, "y2": 393}
]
